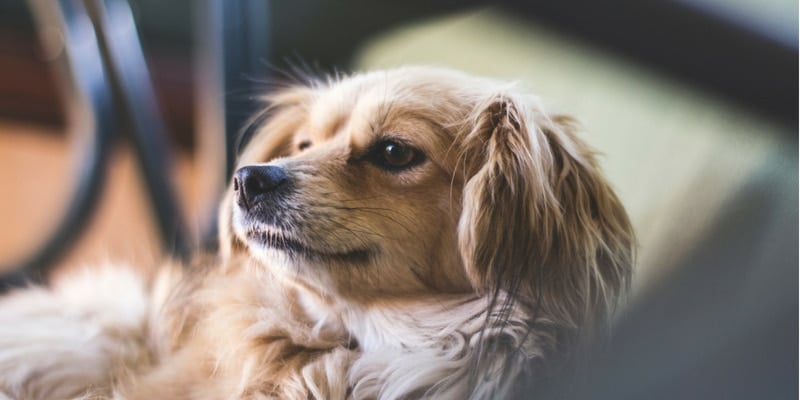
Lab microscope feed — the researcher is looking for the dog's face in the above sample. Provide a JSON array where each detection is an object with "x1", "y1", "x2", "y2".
[
  {"x1": 220, "y1": 67, "x2": 633, "y2": 324},
  {"x1": 224, "y1": 69, "x2": 475, "y2": 300}
]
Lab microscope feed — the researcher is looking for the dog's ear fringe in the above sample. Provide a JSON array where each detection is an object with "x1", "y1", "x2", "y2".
[{"x1": 459, "y1": 94, "x2": 634, "y2": 394}]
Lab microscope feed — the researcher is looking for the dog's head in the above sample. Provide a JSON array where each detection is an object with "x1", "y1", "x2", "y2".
[{"x1": 219, "y1": 66, "x2": 633, "y2": 342}]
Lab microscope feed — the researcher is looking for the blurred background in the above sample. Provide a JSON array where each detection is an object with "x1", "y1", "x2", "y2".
[{"x1": 0, "y1": 0, "x2": 796, "y2": 398}]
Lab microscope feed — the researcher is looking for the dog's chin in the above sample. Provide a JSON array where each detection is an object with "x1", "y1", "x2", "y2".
[{"x1": 238, "y1": 224, "x2": 373, "y2": 266}]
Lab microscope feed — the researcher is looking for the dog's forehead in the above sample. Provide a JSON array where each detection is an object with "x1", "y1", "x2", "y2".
[
  {"x1": 306, "y1": 75, "x2": 466, "y2": 150},
  {"x1": 302, "y1": 86, "x2": 384, "y2": 147}
]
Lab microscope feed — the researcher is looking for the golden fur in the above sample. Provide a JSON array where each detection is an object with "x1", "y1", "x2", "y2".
[{"x1": 0, "y1": 66, "x2": 633, "y2": 399}]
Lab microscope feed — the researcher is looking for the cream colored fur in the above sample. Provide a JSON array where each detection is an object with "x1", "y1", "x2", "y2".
[{"x1": 0, "y1": 67, "x2": 633, "y2": 399}]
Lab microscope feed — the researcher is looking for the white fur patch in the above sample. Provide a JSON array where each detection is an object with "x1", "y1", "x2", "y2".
[{"x1": 0, "y1": 265, "x2": 148, "y2": 400}]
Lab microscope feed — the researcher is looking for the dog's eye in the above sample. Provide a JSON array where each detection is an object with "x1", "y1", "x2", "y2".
[
  {"x1": 370, "y1": 140, "x2": 424, "y2": 171},
  {"x1": 297, "y1": 140, "x2": 312, "y2": 152}
]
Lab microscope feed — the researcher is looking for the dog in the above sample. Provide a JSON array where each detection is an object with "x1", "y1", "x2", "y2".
[{"x1": 0, "y1": 66, "x2": 634, "y2": 399}]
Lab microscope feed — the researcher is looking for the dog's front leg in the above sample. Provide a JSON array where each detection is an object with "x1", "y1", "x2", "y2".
[{"x1": 297, "y1": 346, "x2": 358, "y2": 400}]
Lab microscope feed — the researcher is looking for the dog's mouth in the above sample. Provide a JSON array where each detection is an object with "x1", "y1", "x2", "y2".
[{"x1": 245, "y1": 227, "x2": 372, "y2": 264}]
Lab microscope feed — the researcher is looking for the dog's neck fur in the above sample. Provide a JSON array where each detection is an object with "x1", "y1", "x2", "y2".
[
  {"x1": 274, "y1": 268, "x2": 541, "y2": 399},
  {"x1": 282, "y1": 264, "x2": 484, "y2": 350}
]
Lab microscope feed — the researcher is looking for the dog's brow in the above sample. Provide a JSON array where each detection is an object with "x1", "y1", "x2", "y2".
[
  {"x1": 368, "y1": 110, "x2": 446, "y2": 138},
  {"x1": 321, "y1": 117, "x2": 346, "y2": 139},
  {"x1": 411, "y1": 114, "x2": 447, "y2": 134}
]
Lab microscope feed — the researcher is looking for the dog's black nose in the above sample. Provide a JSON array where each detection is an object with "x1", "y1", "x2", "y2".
[{"x1": 233, "y1": 165, "x2": 289, "y2": 208}]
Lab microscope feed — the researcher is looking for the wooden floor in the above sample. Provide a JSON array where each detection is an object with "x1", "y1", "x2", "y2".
[{"x1": 0, "y1": 120, "x2": 203, "y2": 278}]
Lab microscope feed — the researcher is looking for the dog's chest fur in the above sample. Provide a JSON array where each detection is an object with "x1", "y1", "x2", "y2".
[{"x1": 126, "y1": 264, "x2": 535, "y2": 400}]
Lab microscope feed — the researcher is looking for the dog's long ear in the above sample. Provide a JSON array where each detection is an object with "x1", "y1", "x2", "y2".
[
  {"x1": 458, "y1": 93, "x2": 634, "y2": 345},
  {"x1": 218, "y1": 86, "x2": 312, "y2": 259}
]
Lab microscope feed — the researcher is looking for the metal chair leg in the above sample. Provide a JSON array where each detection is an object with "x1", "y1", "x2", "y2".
[
  {"x1": 1, "y1": 0, "x2": 192, "y2": 289},
  {"x1": 88, "y1": 0, "x2": 190, "y2": 260},
  {"x1": 0, "y1": 0, "x2": 116, "y2": 290}
]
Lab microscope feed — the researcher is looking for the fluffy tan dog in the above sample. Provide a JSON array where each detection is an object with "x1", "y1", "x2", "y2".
[{"x1": 0, "y1": 67, "x2": 633, "y2": 399}]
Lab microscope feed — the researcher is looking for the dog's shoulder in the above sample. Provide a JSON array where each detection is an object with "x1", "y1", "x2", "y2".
[{"x1": 137, "y1": 256, "x2": 358, "y2": 398}]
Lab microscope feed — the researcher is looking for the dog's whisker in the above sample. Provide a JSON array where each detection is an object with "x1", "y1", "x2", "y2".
[
  {"x1": 315, "y1": 223, "x2": 378, "y2": 255},
  {"x1": 319, "y1": 207, "x2": 416, "y2": 236},
  {"x1": 308, "y1": 202, "x2": 418, "y2": 235},
  {"x1": 319, "y1": 218, "x2": 384, "y2": 240}
]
